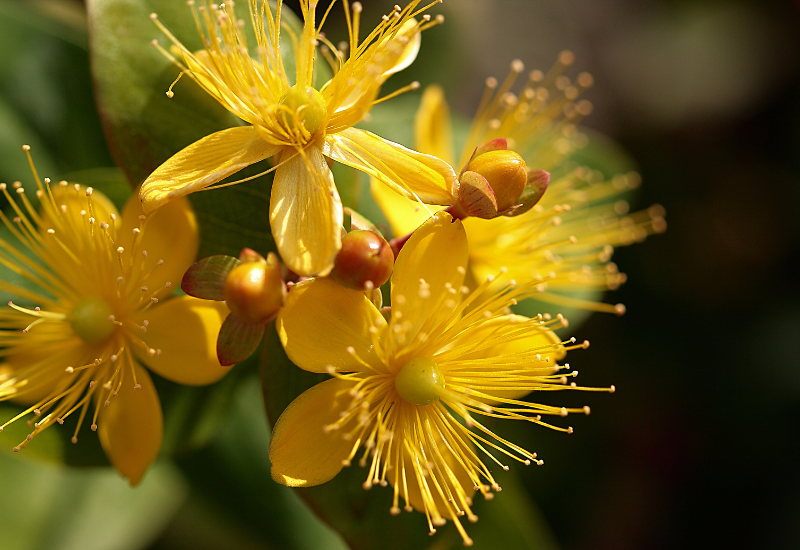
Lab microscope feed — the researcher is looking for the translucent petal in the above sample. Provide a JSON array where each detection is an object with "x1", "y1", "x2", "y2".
[
  {"x1": 392, "y1": 212, "x2": 468, "y2": 340},
  {"x1": 132, "y1": 297, "x2": 229, "y2": 386},
  {"x1": 324, "y1": 128, "x2": 456, "y2": 205},
  {"x1": 270, "y1": 146, "x2": 342, "y2": 277},
  {"x1": 414, "y1": 84, "x2": 454, "y2": 164},
  {"x1": 276, "y1": 278, "x2": 385, "y2": 374},
  {"x1": 98, "y1": 362, "x2": 162, "y2": 486},
  {"x1": 381, "y1": 19, "x2": 421, "y2": 77},
  {"x1": 269, "y1": 378, "x2": 355, "y2": 487},
  {"x1": 139, "y1": 126, "x2": 281, "y2": 212},
  {"x1": 119, "y1": 195, "x2": 198, "y2": 301},
  {"x1": 370, "y1": 177, "x2": 441, "y2": 238}
]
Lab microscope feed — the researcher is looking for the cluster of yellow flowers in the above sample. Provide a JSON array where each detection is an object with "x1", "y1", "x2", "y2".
[{"x1": 0, "y1": 0, "x2": 664, "y2": 545}]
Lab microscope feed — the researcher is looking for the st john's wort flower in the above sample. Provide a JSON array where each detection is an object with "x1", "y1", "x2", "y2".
[
  {"x1": 0, "y1": 147, "x2": 229, "y2": 485},
  {"x1": 372, "y1": 52, "x2": 666, "y2": 316},
  {"x1": 269, "y1": 211, "x2": 612, "y2": 545},
  {"x1": 143, "y1": 0, "x2": 457, "y2": 276}
]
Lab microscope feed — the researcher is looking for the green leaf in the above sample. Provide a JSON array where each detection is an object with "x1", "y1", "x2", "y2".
[
  {"x1": 0, "y1": 1, "x2": 113, "y2": 178},
  {"x1": 156, "y1": 357, "x2": 256, "y2": 457},
  {"x1": 0, "y1": 454, "x2": 186, "y2": 550},
  {"x1": 171, "y1": 374, "x2": 349, "y2": 550}
]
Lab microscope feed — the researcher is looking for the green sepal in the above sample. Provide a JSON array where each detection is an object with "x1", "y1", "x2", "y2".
[
  {"x1": 216, "y1": 313, "x2": 265, "y2": 367},
  {"x1": 181, "y1": 255, "x2": 241, "y2": 301}
]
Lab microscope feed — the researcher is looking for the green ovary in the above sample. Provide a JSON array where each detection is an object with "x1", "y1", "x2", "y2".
[
  {"x1": 394, "y1": 357, "x2": 445, "y2": 406},
  {"x1": 278, "y1": 85, "x2": 327, "y2": 135},
  {"x1": 69, "y1": 296, "x2": 116, "y2": 344}
]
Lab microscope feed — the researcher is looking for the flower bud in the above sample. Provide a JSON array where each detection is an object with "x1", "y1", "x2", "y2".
[
  {"x1": 223, "y1": 253, "x2": 285, "y2": 325},
  {"x1": 464, "y1": 149, "x2": 528, "y2": 212},
  {"x1": 331, "y1": 230, "x2": 394, "y2": 291}
]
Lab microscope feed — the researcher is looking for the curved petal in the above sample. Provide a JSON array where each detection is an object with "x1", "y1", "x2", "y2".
[
  {"x1": 119, "y1": 195, "x2": 198, "y2": 301},
  {"x1": 381, "y1": 19, "x2": 421, "y2": 77},
  {"x1": 42, "y1": 184, "x2": 119, "y2": 229},
  {"x1": 324, "y1": 128, "x2": 456, "y2": 205},
  {"x1": 370, "y1": 177, "x2": 438, "y2": 238},
  {"x1": 454, "y1": 316, "x2": 566, "y2": 401},
  {"x1": 2, "y1": 334, "x2": 85, "y2": 406},
  {"x1": 139, "y1": 126, "x2": 281, "y2": 212},
  {"x1": 270, "y1": 146, "x2": 342, "y2": 277},
  {"x1": 132, "y1": 297, "x2": 229, "y2": 386},
  {"x1": 276, "y1": 278, "x2": 385, "y2": 373},
  {"x1": 98, "y1": 362, "x2": 162, "y2": 486},
  {"x1": 414, "y1": 85, "x2": 454, "y2": 165},
  {"x1": 269, "y1": 377, "x2": 355, "y2": 487},
  {"x1": 392, "y1": 212, "x2": 468, "y2": 339},
  {"x1": 39, "y1": 185, "x2": 119, "y2": 272}
]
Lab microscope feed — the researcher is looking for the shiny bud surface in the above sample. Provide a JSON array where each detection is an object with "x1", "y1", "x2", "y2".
[
  {"x1": 223, "y1": 258, "x2": 285, "y2": 325},
  {"x1": 331, "y1": 230, "x2": 394, "y2": 291},
  {"x1": 465, "y1": 149, "x2": 528, "y2": 212}
]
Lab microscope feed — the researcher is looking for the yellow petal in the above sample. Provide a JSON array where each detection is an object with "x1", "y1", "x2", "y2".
[
  {"x1": 414, "y1": 85, "x2": 454, "y2": 165},
  {"x1": 380, "y1": 18, "x2": 421, "y2": 78},
  {"x1": 370, "y1": 177, "x2": 439, "y2": 238},
  {"x1": 270, "y1": 146, "x2": 342, "y2": 277},
  {"x1": 39, "y1": 185, "x2": 119, "y2": 270},
  {"x1": 324, "y1": 128, "x2": 457, "y2": 205},
  {"x1": 139, "y1": 126, "x2": 281, "y2": 212},
  {"x1": 98, "y1": 362, "x2": 162, "y2": 486},
  {"x1": 276, "y1": 278, "x2": 385, "y2": 373},
  {"x1": 43, "y1": 184, "x2": 119, "y2": 228},
  {"x1": 392, "y1": 212, "x2": 468, "y2": 339},
  {"x1": 2, "y1": 335, "x2": 84, "y2": 406},
  {"x1": 119, "y1": 195, "x2": 198, "y2": 300},
  {"x1": 456, "y1": 316, "x2": 565, "y2": 402},
  {"x1": 132, "y1": 297, "x2": 229, "y2": 386},
  {"x1": 269, "y1": 377, "x2": 355, "y2": 487}
]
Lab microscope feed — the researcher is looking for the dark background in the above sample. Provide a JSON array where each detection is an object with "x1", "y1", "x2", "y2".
[
  {"x1": 289, "y1": 0, "x2": 800, "y2": 548},
  {"x1": 1, "y1": 0, "x2": 798, "y2": 549}
]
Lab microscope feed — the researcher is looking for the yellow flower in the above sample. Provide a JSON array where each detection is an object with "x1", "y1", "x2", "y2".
[
  {"x1": 269, "y1": 212, "x2": 609, "y2": 545},
  {"x1": 372, "y1": 53, "x2": 666, "y2": 315},
  {"x1": 0, "y1": 147, "x2": 229, "y2": 485},
  {"x1": 142, "y1": 0, "x2": 457, "y2": 276}
]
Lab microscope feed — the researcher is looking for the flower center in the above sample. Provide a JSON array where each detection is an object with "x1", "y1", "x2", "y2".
[
  {"x1": 394, "y1": 357, "x2": 444, "y2": 406},
  {"x1": 277, "y1": 85, "x2": 326, "y2": 136},
  {"x1": 69, "y1": 296, "x2": 115, "y2": 344}
]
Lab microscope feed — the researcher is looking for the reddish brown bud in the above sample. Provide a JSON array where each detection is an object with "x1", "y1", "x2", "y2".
[
  {"x1": 331, "y1": 230, "x2": 394, "y2": 290},
  {"x1": 223, "y1": 252, "x2": 285, "y2": 325}
]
